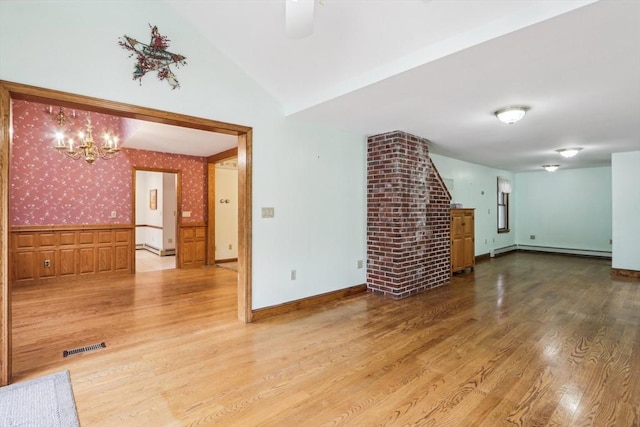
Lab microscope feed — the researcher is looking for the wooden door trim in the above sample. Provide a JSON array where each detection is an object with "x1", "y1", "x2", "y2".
[
  {"x1": 238, "y1": 131, "x2": 253, "y2": 322},
  {"x1": 207, "y1": 163, "x2": 216, "y2": 266},
  {"x1": 0, "y1": 80, "x2": 254, "y2": 385},
  {"x1": 0, "y1": 84, "x2": 11, "y2": 386}
]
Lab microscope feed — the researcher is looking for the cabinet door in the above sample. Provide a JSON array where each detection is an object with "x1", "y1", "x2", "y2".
[
  {"x1": 451, "y1": 214, "x2": 464, "y2": 271},
  {"x1": 463, "y1": 236, "x2": 474, "y2": 267},
  {"x1": 462, "y1": 211, "x2": 475, "y2": 268},
  {"x1": 452, "y1": 240, "x2": 465, "y2": 271},
  {"x1": 462, "y1": 212, "x2": 474, "y2": 237}
]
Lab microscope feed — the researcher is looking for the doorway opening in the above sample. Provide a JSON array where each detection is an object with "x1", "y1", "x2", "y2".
[
  {"x1": 0, "y1": 81, "x2": 254, "y2": 386},
  {"x1": 134, "y1": 169, "x2": 179, "y2": 273}
]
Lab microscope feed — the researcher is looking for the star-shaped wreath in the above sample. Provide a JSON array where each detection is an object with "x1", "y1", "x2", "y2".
[{"x1": 119, "y1": 24, "x2": 187, "y2": 90}]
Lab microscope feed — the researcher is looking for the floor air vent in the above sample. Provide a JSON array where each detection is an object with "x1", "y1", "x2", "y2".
[{"x1": 63, "y1": 342, "x2": 106, "y2": 358}]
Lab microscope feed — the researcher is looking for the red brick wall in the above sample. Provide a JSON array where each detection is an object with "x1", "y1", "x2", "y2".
[{"x1": 367, "y1": 131, "x2": 451, "y2": 299}]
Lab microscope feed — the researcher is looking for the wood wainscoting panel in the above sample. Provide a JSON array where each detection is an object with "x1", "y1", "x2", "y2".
[
  {"x1": 60, "y1": 249, "x2": 75, "y2": 277},
  {"x1": 60, "y1": 232, "x2": 75, "y2": 246},
  {"x1": 37, "y1": 250, "x2": 56, "y2": 278},
  {"x1": 98, "y1": 231, "x2": 112, "y2": 244},
  {"x1": 115, "y1": 246, "x2": 130, "y2": 271},
  {"x1": 79, "y1": 232, "x2": 95, "y2": 245},
  {"x1": 79, "y1": 247, "x2": 96, "y2": 275},
  {"x1": 179, "y1": 223, "x2": 207, "y2": 269},
  {"x1": 97, "y1": 246, "x2": 112, "y2": 273},
  {"x1": 10, "y1": 225, "x2": 134, "y2": 285},
  {"x1": 39, "y1": 233, "x2": 56, "y2": 247},
  {"x1": 14, "y1": 252, "x2": 34, "y2": 281}
]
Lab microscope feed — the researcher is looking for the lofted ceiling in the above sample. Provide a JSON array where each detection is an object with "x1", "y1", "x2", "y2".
[{"x1": 141, "y1": 0, "x2": 639, "y2": 171}]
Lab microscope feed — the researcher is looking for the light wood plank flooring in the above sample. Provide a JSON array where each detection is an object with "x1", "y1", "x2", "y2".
[{"x1": 10, "y1": 253, "x2": 640, "y2": 426}]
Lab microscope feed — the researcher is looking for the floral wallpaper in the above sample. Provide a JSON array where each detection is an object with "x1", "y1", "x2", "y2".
[{"x1": 10, "y1": 99, "x2": 206, "y2": 226}]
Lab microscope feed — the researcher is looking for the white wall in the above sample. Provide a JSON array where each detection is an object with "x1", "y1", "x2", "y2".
[
  {"x1": 215, "y1": 167, "x2": 238, "y2": 260},
  {"x1": 0, "y1": 1, "x2": 367, "y2": 309},
  {"x1": 135, "y1": 171, "x2": 163, "y2": 250},
  {"x1": 514, "y1": 167, "x2": 612, "y2": 253},
  {"x1": 430, "y1": 153, "x2": 516, "y2": 256},
  {"x1": 612, "y1": 151, "x2": 640, "y2": 270}
]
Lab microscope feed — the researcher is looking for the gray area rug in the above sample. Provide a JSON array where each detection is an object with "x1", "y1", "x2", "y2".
[{"x1": 0, "y1": 370, "x2": 80, "y2": 427}]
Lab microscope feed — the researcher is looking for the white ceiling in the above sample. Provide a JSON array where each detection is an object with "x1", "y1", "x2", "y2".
[
  {"x1": 146, "y1": 0, "x2": 639, "y2": 171},
  {"x1": 122, "y1": 118, "x2": 237, "y2": 157}
]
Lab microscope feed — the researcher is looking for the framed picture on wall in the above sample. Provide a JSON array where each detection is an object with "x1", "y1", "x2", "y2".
[{"x1": 150, "y1": 189, "x2": 157, "y2": 210}]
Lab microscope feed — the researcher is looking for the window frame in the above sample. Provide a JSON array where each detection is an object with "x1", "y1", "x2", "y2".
[{"x1": 497, "y1": 178, "x2": 510, "y2": 233}]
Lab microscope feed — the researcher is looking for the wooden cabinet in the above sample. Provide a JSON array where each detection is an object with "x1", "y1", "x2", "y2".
[{"x1": 450, "y1": 208, "x2": 475, "y2": 273}]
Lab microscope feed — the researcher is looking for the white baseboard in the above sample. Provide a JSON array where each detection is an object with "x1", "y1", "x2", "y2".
[
  {"x1": 136, "y1": 244, "x2": 176, "y2": 257},
  {"x1": 490, "y1": 245, "x2": 517, "y2": 257},
  {"x1": 516, "y1": 245, "x2": 611, "y2": 258},
  {"x1": 489, "y1": 244, "x2": 611, "y2": 259}
]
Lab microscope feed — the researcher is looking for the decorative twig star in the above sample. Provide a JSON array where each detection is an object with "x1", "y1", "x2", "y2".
[{"x1": 119, "y1": 24, "x2": 187, "y2": 90}]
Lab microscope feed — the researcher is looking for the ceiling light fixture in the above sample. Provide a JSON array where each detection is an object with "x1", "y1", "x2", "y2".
[
  {"x1": 494, "y1": 106, "x2": 530, "y2": 124},
  {"x1": 285, "y1": 0, "x2": 315, "y2": 38},
  {"x1": 542, "y1": 164, "x2": 560, "y2": 172},
  {"x1": 47, "y1": 106, "x2": 120, "y2": 164},
  {"x1": 556, "y1": 147, "x2": 582, "y2": 158}
]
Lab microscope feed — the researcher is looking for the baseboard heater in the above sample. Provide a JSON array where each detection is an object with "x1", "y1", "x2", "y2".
[
  {"x1": 490, "y1": 245, "x2": 518, "y2": 257},
  {"x1": 516, "y1": 245, "x2": 611, "y2": 258},
  {"x1": 490, "y1": 244, "x2": 611, "y2": 259},
  {"x1": 135, "y1": 244, "x2": 176, "y2": 257}
]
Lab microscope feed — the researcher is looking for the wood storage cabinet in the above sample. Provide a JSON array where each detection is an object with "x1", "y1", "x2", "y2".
[{"x1": 450, "y1": 208, "x2": 475, "y2": 273}]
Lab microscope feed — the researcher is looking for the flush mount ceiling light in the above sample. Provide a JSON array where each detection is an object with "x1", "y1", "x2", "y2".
[
  {"x1": 556, "y1": 147, "x2": 583, "y2": 158},
  {"x1": 494, "y1": 106, "x2": 530, "y2": 124},
  {"x1": 542, "y1": 164, "x2": 560, "y2": 172}
]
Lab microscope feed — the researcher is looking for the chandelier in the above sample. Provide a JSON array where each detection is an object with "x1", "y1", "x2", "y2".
[{"x1": 48, "y1": 106, "x2": 120, "y2": 164}]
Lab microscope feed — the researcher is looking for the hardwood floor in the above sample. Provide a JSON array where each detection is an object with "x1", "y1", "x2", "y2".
[{"x1": 10, "y1": 253, "x2": 640, "y2": 426}]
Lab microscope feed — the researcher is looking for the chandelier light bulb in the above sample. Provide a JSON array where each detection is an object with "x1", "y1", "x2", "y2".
[
  {"x1": 48, "y1": 107, "x2": 121, "y2": 164},
  {"x1": 494, "y1": 106, "x2": 530, "y2": 124},
  {"x1": 556, "y1": 147, "x2": 582, "y2": 158}
]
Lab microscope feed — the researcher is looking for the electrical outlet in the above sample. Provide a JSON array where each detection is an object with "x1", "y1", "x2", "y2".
[
  {"x1": 357, "y1": 259, "x2": 363, "y2": 269},
  {"x1": 110, "y1": 211, "x2": 116, "y2": 218},
  {"x1": 609, "y1": 239, "x2": 612, "y2": 244},
  {"x1": 484, "y1": 238, "x2": 487, "y2": 244},
  {"x1": 44, "y1": 259, "x2": 51, "y2": 268},
  {"x1": 228, "y1": 244, "x2": 232, "y2": 250},
  {"x1": 290, "y1": 269, "x2": 296, "y2": 280},
  {"x1": 530, "y1": 235, "x2": 536, "y2": 240},
  {"x1": 262, "y1": 207, "x2": 275, "y2": 218},
  {"x1": 168, "y1": 238, "x2": 173, "y2": 244}
]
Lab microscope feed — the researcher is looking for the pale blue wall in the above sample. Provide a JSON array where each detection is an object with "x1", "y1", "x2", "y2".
[
  {"x1": 430, "y1": 153, "x2": 516, "y2": 256},
  {"x1": 514, "y1": 167, "x2": 612, "y2": 253},
  {"x1": 612, "y1": 151, "x2": 640, "y2": 270},
  {"x1": 432, "y1": 153, "x2": 614, "y2": 256}
]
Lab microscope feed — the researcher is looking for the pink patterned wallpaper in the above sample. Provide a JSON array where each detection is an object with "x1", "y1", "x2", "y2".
[{"x1": 10, "y1": 100, "x2": 206, "y2": 226}]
